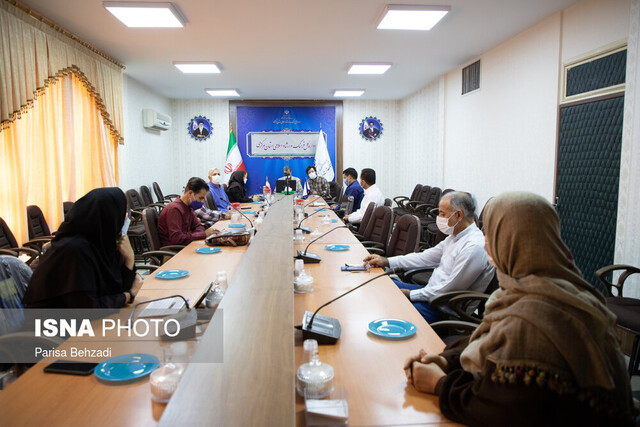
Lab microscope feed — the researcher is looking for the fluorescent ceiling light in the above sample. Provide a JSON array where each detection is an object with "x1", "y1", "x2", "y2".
[
  {"x1": 206, "y1": 89, "x2": 240, "y2": 97},
  {"x1": 377, "y1": 5, "x2": 450, "y2": 31},
  {"x1": 103, "y1": 2, "x2": 186, "y2": 28},
  {"x1": 174, "y1": 62, "x2": 221, "y2": 73},
  {"x1": 348, "y1": 63, "x2": 392, "y2": 75},
  {"x1": 333, "y1": 90, "x2": 365, "y2": 97}
]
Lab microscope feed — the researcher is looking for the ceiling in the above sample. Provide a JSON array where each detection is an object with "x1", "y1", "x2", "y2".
[{"x1": 19, "y1": 0, "x2": 580, "y2": 100}]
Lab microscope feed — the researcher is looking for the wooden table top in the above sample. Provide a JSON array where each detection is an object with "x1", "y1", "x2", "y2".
[{"x1": 0, "y1": 196, "x2": 454, "y2": 427}]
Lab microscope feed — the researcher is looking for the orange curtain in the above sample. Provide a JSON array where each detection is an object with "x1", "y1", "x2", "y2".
[{"x1": 0, "y1": 73, "x2": 117, "y2": 245}]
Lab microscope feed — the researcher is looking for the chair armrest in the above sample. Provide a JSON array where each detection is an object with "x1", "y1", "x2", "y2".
[
  {"x1": 430, "y1": 320, "x2": 479, "y2": 336},
  {"x1": 141, "y1": 250, "x2": 178, "y2": 266},
  {"x1": 397, "y1": 266, "x2": 436, "y2": 283},
  {"x1": 159, "y1": 245, "x2": 186, "y2": 252},
  {"x1": 414, "y1": 204, "x2": 437, "y2": 217},
  {"x1": 360, "y1": 241, "x2": 384, "y2": 249},
  {"x1": 135, "y1": 264, "x2": 159, "y2": 273},
  {"x1": 595, "y1": 264, "x2": 640, "y2": 297},
  {"x1": 393, "y1": 196, "x2": 410, "y2": 208},
  {"x1": 353, "y1": 233, "x2": 365, "y2": 240},
  {"x1": 365, "y1": 247, "x2": 386, "y2": 255},
  {"x1": 0, "y1": 248, "x2": 18, "y2": 257},
  {"x1": 447, "y1": 293, "x2": 490, "y2": 323},
  {"x1": 165, "y1": 194, "x2": 180, "y2": 201}
]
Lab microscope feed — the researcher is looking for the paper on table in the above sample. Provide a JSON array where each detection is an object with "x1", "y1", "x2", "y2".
[{"x1": 306, "y1": 399, "x2": 348, "y2": 422}]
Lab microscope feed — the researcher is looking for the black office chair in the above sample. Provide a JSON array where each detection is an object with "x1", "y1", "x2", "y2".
[
  {"x1": 0, "y1": 217, "x2": 41, "y2": 266},
  {"x1": 596, "y1": 264, "x2": 640, "y2": 376}
]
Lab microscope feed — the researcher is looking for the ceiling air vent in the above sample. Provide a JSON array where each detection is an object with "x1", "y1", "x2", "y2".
[{"x1": 462, "y1": 60, "x2": 480, "y2": 95}]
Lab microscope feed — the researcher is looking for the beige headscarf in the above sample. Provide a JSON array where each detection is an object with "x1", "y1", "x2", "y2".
[{"x1": 460, "y1": 192, "x2": 627, "y2": 391}]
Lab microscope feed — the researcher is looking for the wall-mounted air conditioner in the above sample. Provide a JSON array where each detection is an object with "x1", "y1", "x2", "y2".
[{"x1": 142, "y1": 109, "x2": 172, "y2": 131}]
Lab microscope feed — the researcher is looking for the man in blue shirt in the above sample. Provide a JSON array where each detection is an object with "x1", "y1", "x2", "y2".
[
  {"x1": 342, "y1": 167, "x2": 364, "y2": 211},
  {"x1": 208, "y1": 168, "x2": 230, "y2": 211}
]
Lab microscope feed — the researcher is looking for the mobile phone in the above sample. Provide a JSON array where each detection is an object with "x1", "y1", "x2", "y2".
[
  {"x1": 340, "y1": 265, "x2": 369, "y2": 272},
  {"x1": 240, "y1": 206, "x2": 252, "y2": 210},
  {"x1": 44, "y1": 360, "x2": 98, "y2": 376}
]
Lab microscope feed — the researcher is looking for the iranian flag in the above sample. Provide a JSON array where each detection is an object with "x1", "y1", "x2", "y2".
[{"x1": 223, "y1": 129, "x2": 245, "y2": 183}]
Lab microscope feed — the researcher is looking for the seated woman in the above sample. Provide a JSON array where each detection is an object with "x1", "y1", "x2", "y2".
[
  {"x1": 23, "y1": 188, "x2": 143, "y2": 308},
  {"x1": 404, "y1": 191, "x2": 634, "y2": 426},
  {"x1": 226, "y1": 170, "x2": 258, "y2": 203}
]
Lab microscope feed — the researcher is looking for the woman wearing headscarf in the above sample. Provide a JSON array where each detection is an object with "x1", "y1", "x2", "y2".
[
  {"x1": 24, "y1": 188, "x2": 143, "y2": 308},
  {"x1": 404, "y1": 192, "x2": 634, "y2": 426},
  {"x1": 226, "y1": 170, "x2": 258, "y2": 203}
]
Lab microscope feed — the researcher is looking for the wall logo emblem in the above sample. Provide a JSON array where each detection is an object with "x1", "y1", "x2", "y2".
[
  {"x1": 188, "y1": 116, "x2": 212, "y2": 141},
  {"x1": 359, "y1": 117, "x2": 382, "y2": 141}
]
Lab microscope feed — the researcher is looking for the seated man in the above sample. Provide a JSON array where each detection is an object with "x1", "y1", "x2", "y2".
[
  {"x1": 344, "y1": 168, "x2": 384, "y2": 224},
  {"x1": 208, "y1": 168, "x2": 230, "y2": 211},
  {"x1": 363, "y1": 192, "x2": 494, "y2": 323},
  {"x1": 335, "y1": 167, "x2": 364, "y2": 211},
  {"x1": 277, "y1": 165, "x2": 302, "y2": 193},
  {"x1": 158, "y1": 177, "x2": 218, "y2": 246},
  {"x1": 304, "y1": 165, "x2": 330, "y2": 199}
]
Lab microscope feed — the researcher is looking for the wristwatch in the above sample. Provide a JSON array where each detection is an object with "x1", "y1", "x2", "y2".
[{"x1": 125, "y1": 290, "x2": 135, "y2": 304}]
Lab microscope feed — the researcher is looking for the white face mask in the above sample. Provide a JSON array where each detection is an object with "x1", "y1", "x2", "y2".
[
  {"x1": 211, "y1": 175, "x2": 221, "y2": 185},
  {"x1": 436, "y1": 213, "x2": 459, "y2": 235},
  {"x1": 243, "y1": 177, "x2": 247, "y2": 184},
  {"x1": 308, "y1": 172, "x2": 317, "y2": 180}
]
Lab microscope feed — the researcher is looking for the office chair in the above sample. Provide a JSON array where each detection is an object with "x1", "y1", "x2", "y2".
[{"x1": 0, "y1": 218, "x2": 41, "y2": 266}]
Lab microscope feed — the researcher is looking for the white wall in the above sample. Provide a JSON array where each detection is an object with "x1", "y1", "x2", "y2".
[
  {"x1": 396, "y1": 78, "x2": 445, "y2": 197},
  {"x1": 170, "y1": 99, "x2": 230, "y2": 191},
  {"x1": 342, "y1": 99, "x2": 399, "y2": 199},
  {"x1": 118, "y1": 76, "x2": 174, "y2": 196},
  {"x1": 443, "y1": 14, "x2": 562, "y2": 212},
  {"x1": 617, "y1": 0, "x2": 640, "y2": 296}
]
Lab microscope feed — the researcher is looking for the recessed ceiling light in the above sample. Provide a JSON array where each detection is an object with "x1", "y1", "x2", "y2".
[
  {"x1": 348, "y1": 63, "x2": 392, "y2": 75},
  {"x1": 333, "y1": 90, "x2": 365, "y2": 97},
  {"x1": 377, "y1": 5, "x2": 450, "y2": 31},
  {"x1": 206, "y1": 89, "x2": 240, "y2": 97},
  {"x1": 174, "y1": 62, "x2": 221, "y2": 73},
  {"x1": 103, "y1": 2, "x2": 186, "y2": 28}
]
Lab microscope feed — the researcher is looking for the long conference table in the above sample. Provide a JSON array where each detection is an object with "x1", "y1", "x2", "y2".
[{"x1": 0, "y1": 195, "x2": 455, "y2": 426}]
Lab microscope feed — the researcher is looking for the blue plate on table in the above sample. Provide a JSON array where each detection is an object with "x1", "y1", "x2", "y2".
[
  {"x1": 325, "y1": 244, "x2": 350, "y2": 251},
  {"x1": 195, "y1": 247, "x2": 221, "y2": 254},
  {"x1": 314, "y1": 208, "x2": 327, "y2": 211},
  {"x1": 368, "y1": 319, "x2": 417, "y2": 340},
  {"x1": 244, "y1": 211, "x2": 256, "y2": 214},
  {"x1": 154, "y1": 269, "x2": 189, "y2": 280},
  {"x1": 331, "y1": 219, "x2": 338, "y2": 223},
  {"x1": 252, "y1": 201, "x2": 263, "y2": 205},
  {"x1": 94, "y1": 353, "x2": 160, "y2": 382},
  {"x1": 229, "y1": 223, "x2": 246, "y2": 228}
]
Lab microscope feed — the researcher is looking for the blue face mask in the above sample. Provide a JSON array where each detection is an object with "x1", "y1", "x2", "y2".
[
  {"x1": 121, "y1": 215, "x2": 130, "y2": 237},
  {"x1": 190, "y1": 201, "x2": 204, "y2": 210},
  {"x1": 344, "y1": 179, "x2": 349, "y2": 186}
]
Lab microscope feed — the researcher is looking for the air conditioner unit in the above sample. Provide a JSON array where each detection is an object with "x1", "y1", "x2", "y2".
[{"x1": 142, "y1": 109, "x2": 171, "y2": 131}]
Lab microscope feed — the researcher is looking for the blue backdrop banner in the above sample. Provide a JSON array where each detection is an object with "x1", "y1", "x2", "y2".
[{"x1": 236, "y1": 106, "x2": 336, "y2": 196}]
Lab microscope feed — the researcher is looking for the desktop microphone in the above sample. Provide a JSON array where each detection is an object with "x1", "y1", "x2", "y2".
[
  {"x1": 128, "y1": 295, "x2": 197, "y2": 341},
  {"x1": 221, "y1": 197, "x2": 254, "y2": 229},
  {"x1": 295, "y1": 225, "x2": 349, "y2": 263},
  {"x1": 303, "y1": 195, "x2": 322, "y2": 208},
  {"x1": 295, "y1": 206, "x2": 326, "y2": 233},
  {"x1": 296, "y1": 269, "x2": 398, "y2": 344}
]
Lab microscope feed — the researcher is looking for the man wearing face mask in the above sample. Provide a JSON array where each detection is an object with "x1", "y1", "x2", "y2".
[
  {"x1": 278, "y1": 165, "x2": 302, "y2": 194},
  {"x1": 338, "y1": 167, "x2": 364, "y2": 211},
  {"x1": 208, "y1": 168, "x2": 230, "y2": 211},
  {"x1": 363, "y1": 192, "x2": 494, "y2": 323},
  {"x1": 157, "y1": 177, "x2": 218, "y2": 246},
  {"x1": 304, "y1": 165, "x2": 330, "y2": 199}
]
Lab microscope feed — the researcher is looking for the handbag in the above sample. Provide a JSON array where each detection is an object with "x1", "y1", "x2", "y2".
[{"x1": 205, "y1": 230, "x2": 251, "y2": 247}]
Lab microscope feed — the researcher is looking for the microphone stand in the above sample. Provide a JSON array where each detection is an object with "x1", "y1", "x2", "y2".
[
  {"x1": 298, "y1": 269, "x2": 396, "y2": 344},
  {"x1": 222, "y1": 197, "x2": 254, "y2": 229},
  {"x1": 295, "y1": 205, "x2": 326, "y2": 233},
  {"x1": 295, "y1": 225, "x2": 349, "y2": 263}
]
